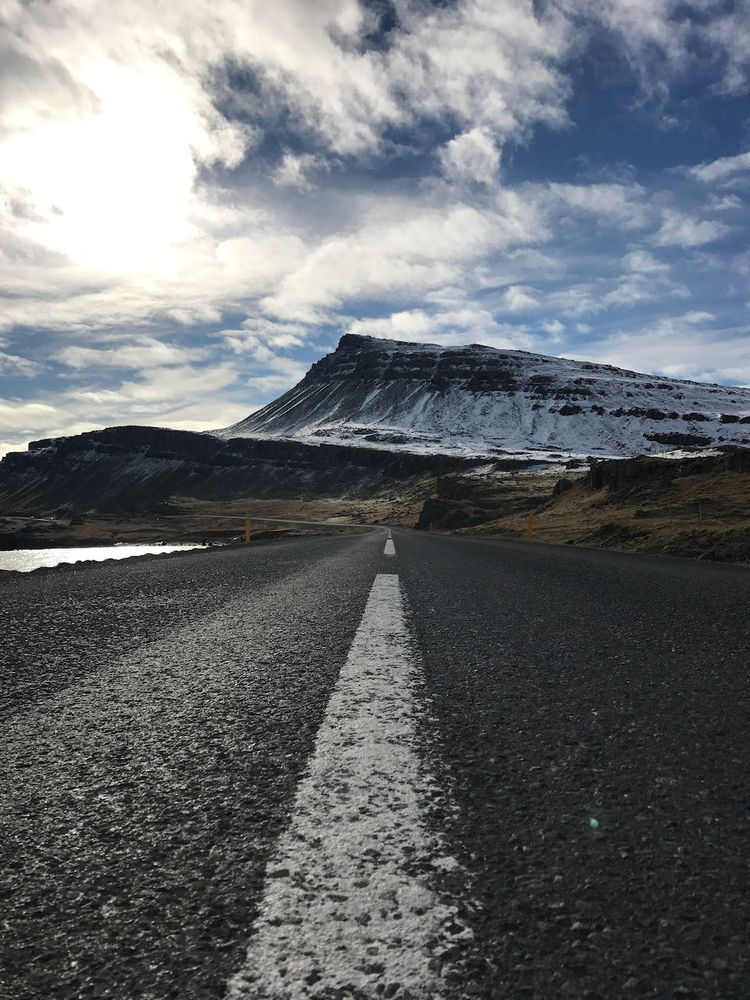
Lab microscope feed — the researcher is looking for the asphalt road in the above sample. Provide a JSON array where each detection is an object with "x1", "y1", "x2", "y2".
[{"x1": 1, "y1": 530, "x2": 748, "y2": 999}]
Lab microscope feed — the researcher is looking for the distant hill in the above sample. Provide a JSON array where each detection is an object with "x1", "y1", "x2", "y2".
[{"x1": 0, "y1": 425, "x2": 481, "y2": 515}]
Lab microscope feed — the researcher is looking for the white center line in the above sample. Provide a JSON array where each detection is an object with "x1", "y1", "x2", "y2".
[
  {"x1": 226, "y1": 573, "x2": 469, "y2": 1000},
  {"x1": 384, "y1": 537, "x2": 396, "y2": 556}
]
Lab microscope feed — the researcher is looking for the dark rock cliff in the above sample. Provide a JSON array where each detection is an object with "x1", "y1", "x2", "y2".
[
  {"x1": 0, "y1": 425, "x2": 483, "y2": 514},
  {"x1": 586, "y1": 446, "x2": 750, "y2": 493}
]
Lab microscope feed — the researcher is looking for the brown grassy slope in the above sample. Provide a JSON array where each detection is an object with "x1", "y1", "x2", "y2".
[
  {"x1": 457, "y1": 467, "x2": 750, "y2": 563},
  {"x1": 172, "y1": 489, "x2": 429, "y2": 527}
]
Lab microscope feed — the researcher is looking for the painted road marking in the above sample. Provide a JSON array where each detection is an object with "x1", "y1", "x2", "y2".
[
  {"x1": 227, "y1": 573, "x2": 469, "y2": 1000},
  {"x1": 384, "y1": 538, "x2": 396, "y2": 556}
]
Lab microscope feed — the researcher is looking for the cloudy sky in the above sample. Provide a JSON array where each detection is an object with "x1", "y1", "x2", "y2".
[{"x1": 1, "y1": 0, "x2": 749, "y2": 456}]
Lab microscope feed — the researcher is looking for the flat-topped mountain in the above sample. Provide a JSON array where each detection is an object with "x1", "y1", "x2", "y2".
[
  {"x1": 3, "y1": 334, "x2": 750, "y2": 516},
  {"x1": 220, "y1": 334, "x2": 750, "y2": 458}
]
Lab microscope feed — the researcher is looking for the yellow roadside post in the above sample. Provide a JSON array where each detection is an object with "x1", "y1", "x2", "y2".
[
  {"x1": 244, "y1": 517, "x2": 252, "y2": 544},
  {"x1": 526, "y1": 513, "x2": 534, "y2": 539}
]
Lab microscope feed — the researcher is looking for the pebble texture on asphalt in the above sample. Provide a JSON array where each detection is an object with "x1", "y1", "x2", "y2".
[
  {"x1": 2, "y1": 530, "x2": 748, "y2": 999},
  {"x1": 1, "y1": 535, "x2": 380, "y2": 1000},
  {"x1": 398, "y1": 532, "x2": 750, "y2": 999}
]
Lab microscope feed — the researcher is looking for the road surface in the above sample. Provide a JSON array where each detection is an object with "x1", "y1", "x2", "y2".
[{"x1": 1, "y1": 529, "x2": 748, "y2": 999}]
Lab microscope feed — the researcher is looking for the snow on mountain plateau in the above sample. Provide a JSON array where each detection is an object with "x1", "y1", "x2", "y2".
[{"x1": 218, "y1": 335, "x2": 750, "y2": 460}]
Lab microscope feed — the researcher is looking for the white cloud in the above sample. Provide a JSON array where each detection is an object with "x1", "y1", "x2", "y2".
[
  {"x1": 704, "y1": 2, "x2": 750, "y2": 95},
  {"x1": 542, "y1": 319, "x2": 565, "y2": 337},
  {"x1": 248, "y1": 369, "x2": 308, "y2": 395},
  {"x1": 652, "y1": 209, "x2": 731, "y2": 247},
  {"x1": 345, "y1": 296, "x2": 538, "y2": 351},
  {"x1": 503, "y1": 285, "x2": 539, "y2": 312},
  {"x1": 603, "y1": 275, "x2": 667, "y2": 308},
  {"x1": 0, "y1": 360, "x2": 249, "y2": 456},
  {"x1": 222, "y1": 334, "x2": 305, "y2": 375},
  {"x1": 544, "y1": 265, "x2": 688, "y2": 317},
  {"x1": 0, "y1": 216, "x2": 308, "y2": 333},
  {"x1": 439, "y1": 128, "x2": 501, "y2": 186},
  {"x1": 561, "y1": 0, "x2": 691, "y2": 68},
  {"x1": 709, "y1": 193, "x2": 743, "y2": 212},
  {"x1": 560, "y1": 1, "x2": 750, "y2": 100},
  {"x1": 543, "y1": 182, "x2": 649, "y2": 229},
  {"x1": 0, "y1": 28, "x2": 256, "y2": 274},
  {"x1": 0, "y1": 350, "x2": 40, "y2": 376},
  {"x1": 56, "y1": 338, "x2": 208, "y2": 370},
  {"x1": 223, "y1": 318, "x2": 308, "y2": 352},
  {"x1": 577, "y1": 312, "x2": 750, "y2": 386},
  {"x1": 0, "y1": 0, "x2": 570, "y2": 270},
  {"x1": 0, "y1": 0, "x2": 573, "y2": 339},
  {"x1": 72, "y1": 364, "x2": 237, "y2": 408},
  {"x1": 622, "y1": 248, "x2": 669, "y2": 274},
  {"x1": 0, "y1": 400, "x2": 64, "y2": 436},
  {"x1": 0, "y1": 1, "x2": 735, "y2": 344},
  {"x1": 389, "y1": 1, "x2": 571, "y2": 141},
  {"x1": 261, "y1": 192, "x2": 547, "y2": 321},
  {"x1": 349, "y1": 311, "x2": 434, "y2": 340},
  {"x1": 215, "y1": 327, "x2": 308, "y2": 400},
  {"x1": 689, "y1": 150, "x2": 750, "y2": 183},
  {"x1": 272, "y1": 153, "x2": 324, "y2": 190}
]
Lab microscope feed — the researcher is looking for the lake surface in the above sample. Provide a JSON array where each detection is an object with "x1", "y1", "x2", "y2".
[{"x1": 0, "y1": 543, "x2": 209, "y2": 573}]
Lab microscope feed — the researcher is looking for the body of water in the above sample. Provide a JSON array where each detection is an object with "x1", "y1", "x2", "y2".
[{"x1": 0, "y1": 543, "x2": 209, "y2": 573}]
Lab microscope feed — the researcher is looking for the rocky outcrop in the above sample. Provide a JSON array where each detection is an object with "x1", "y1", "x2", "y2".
[
  {"x1": 586, "y1": 446, "x2": 750, "y2": 493},
  {"x1": 644, "y1": 431, "x2": 712, "y2": 448},
  {"x1": 414, "y1": 471, "x2": 548, "y2": 531}
]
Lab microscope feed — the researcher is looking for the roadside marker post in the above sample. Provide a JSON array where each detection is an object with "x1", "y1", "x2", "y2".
[
  {"x1": 244, "y1": 518, "x2": 252, "y2": 544},
  {"x1": 526, "y1": 513, "x2": 534, "y2": 539}
]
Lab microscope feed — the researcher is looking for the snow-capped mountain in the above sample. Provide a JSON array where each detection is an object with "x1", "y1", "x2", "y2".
[
  {"x1": 4, "y1": 335, "x2": 750, "y2": 515},
  {"x1": 219, "y1": 334, "x2": 750, "y2": 459}
]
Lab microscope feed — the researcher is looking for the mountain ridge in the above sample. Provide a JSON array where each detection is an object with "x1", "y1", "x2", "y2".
[
  {"x1": 219, "y1": 334, "x2": 750, "y2": 459},
  {"x1": 0, "y1": 424, "x2": 486, "y2": 515}
]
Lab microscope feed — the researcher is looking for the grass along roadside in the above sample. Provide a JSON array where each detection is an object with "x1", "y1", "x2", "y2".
[{"x1": 455, "y1": 461, "x2": 750, "y2": 564}]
